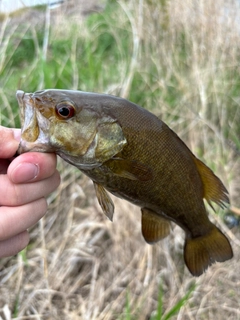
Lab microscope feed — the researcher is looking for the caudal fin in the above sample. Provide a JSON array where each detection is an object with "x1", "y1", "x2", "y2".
[{"x1": 184, "y1": 225, "x2": 233, "y2": 276}]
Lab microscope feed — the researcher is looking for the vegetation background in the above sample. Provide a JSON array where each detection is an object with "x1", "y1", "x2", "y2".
[{"x1": 0, "y1": 0, "x2": 240, "y2": 319}]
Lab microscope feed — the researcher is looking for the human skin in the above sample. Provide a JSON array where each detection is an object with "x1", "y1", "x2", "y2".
[{"x1": 0, "y1": 126, "x2": 60, "y2": 257}]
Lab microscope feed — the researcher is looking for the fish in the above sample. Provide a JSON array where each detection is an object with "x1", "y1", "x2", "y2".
[{"x1": 16, "y1": 89, "x2": 233, "y2": 276}]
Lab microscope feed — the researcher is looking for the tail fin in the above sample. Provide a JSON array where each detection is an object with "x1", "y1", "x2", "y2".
[{"x1": 184, "y1": 225, "x2": 233, "y2": 276}]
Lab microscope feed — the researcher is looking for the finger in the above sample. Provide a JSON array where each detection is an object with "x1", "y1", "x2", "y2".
[
  {"x1": 0, "y1": 198, "x2": 47, "y2": 241},
  {"x1": 0, "y1": 126, "x2": 20, "y2": 158},
  {"x1": 0, "y1": 231, "x2": 29, "y2": 258},
  {"x1": 0, "y1": 171, "x2": 60, "y2": 206},
  {"x1": 8, "y1": 152, "x2": 58, "y2": 184}
]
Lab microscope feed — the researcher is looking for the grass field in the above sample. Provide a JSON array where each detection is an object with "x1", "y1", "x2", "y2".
[{"x1": 0, "y1": 0, "x2": 240, "y2": 319}]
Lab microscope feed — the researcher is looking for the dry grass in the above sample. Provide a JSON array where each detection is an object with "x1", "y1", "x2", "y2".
[
  {"x1": 1, "y1": 0, "x2": 240, "y2": 319},
  {"x1": 1, "y1": 160, "x2": 240, "y2": 319}
]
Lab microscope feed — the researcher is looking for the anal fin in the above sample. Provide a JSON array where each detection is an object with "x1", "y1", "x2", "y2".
[
  {"x1": 141, "y1": 208, "x2": 171, "y2": 244},
  {"x1": 93, "y1": 182, "x2": 114, "y2": 221}
]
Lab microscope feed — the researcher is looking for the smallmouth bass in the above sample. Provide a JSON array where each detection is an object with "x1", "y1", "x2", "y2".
[{"x1": 16, "y1": 89, "x2": 233, "y2": 276}]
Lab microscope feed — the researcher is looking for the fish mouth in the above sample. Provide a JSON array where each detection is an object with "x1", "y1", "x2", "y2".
[{"x1": 16, "y1": 90, "x2": 52, "y2": 154}]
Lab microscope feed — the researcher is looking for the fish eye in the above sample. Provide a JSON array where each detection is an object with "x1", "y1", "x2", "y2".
[{"x1": 55, "y1": 102, "x2": 75, "y2": 119}]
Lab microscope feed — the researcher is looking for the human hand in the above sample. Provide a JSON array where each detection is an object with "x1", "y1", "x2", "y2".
[{"x1": 0, "y1": 126, "x2": 60, "y2": 258}]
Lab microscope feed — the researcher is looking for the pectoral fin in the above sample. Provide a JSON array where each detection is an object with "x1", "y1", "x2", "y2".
[
  {"x1": 141, "y1": 208, "x2": 171, "y2": 243},
  {"x1": 105, "y1": 158, "x2": 153, "y2": 181},
  {"x1": 193, "y1": 157, "x2": 229, "y2": 209},
  {"x1": 93, "y1": 182, "x2": 114, "y2": 221}
]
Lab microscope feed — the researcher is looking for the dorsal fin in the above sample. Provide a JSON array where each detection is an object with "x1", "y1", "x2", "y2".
[
  {"x1": 193, "y1": 156, "x2": 229, "y2": 209},
  {"x1": 168, "y1": 126, "x2": 229, "y2": 208}
]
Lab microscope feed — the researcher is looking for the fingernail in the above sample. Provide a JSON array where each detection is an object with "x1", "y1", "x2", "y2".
[
  {"x1": 11, "y1": 163, "x2": 39, "y2": 183},
  {"x1": 13, "y1": 129, "x2": 21, "y2": 142}
]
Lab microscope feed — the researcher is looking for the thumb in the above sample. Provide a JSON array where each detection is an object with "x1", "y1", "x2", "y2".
[{"x1": 0, "y1": 126, "x2": 21, "y2": 158}]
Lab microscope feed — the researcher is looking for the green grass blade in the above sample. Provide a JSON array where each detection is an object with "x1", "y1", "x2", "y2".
[
  {"x1": 125, "y1": 290, "x2": 132, "y2": 320},
  {"x1": 163, "y1": 283, "x2": 196, "y2": 320},
  {"x1": 154, "y1": 282, "x2": 163, "y2": 320}
]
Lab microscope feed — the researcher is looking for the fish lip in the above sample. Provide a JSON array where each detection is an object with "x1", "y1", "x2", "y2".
[
  {"x1": 17, "y1": 139, "x2": 54, "y2": 154},
  {"x1": 16, "y1": 90, "x2": 25, "y2": 106},
  {"x1": 16, "y1": 90, "x2": 33, "y2": 105}
]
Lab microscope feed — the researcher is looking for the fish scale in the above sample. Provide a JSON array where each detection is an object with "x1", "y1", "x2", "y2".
[
  {"x1": 16, "y1": 89, "x2": 233, "y2": 276},
  {"x1": 99, "y1": 104, "x2": 203, "y2": 217}
]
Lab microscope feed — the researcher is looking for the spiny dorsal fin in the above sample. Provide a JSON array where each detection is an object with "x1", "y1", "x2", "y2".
[
  {"x1": 193, "y1": 157, "x2": 229, "y2": 209},
  {"x1": 141, "y1": 208, "x2": 171, "y2": 243},
  {"x1": 169, "y1": 126, "x2": 229, "y2": 208},
  {"x1": 93, "y1": 182, "x2": 114, "y2": 221}
]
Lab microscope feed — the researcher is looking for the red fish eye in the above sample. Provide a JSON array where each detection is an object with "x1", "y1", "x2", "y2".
[{"x1": 55, "y1": 103, "x2": 75, "y2": 119}]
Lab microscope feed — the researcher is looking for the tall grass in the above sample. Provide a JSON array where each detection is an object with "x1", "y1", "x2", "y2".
[{"x1": 0, "y1": 0, "x2": 240, "y2": 319}]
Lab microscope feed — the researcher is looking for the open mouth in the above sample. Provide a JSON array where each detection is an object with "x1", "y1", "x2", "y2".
[
  {"x1": 16, "y1": 90, "x2": 52, "y2": 154},
  {"x1": 17, "y1": 91, "x2": 39, "y2": 142}
]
